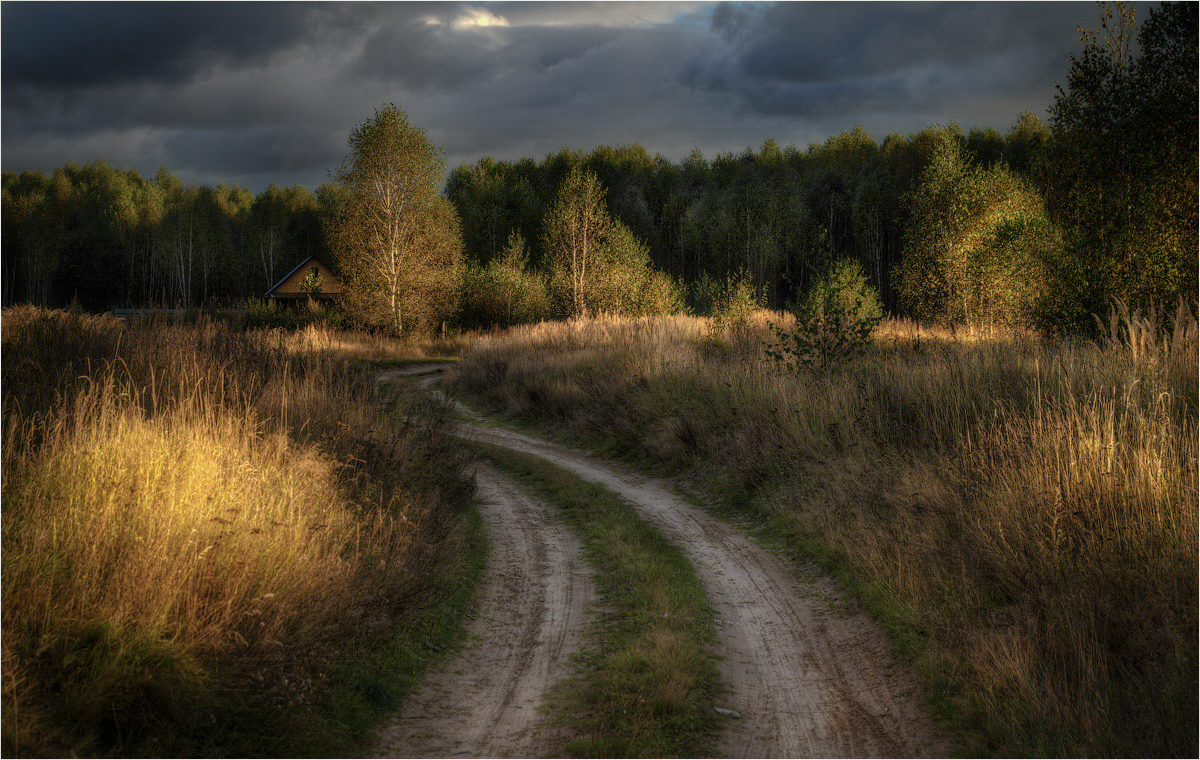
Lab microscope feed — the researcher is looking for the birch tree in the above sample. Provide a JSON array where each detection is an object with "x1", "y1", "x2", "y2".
[
  {"x1": 898, "y1": 136, "x2": 1055, "y2": 329},
  {"x1": 543, "y1": 166, "x2": 610, "y2": 317},
  {"x1": 328, "y1": 104, "x2": 461, "y2": 336}
]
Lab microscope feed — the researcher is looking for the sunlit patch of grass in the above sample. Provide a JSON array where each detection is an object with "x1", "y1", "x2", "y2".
[
  {"x1": 1, "y1": 306, "x2": 477, "y2": 757},
  {"x1": 467, "y1": 442, "x2": 722, "y2": 758},
  {"x1": 277, "y1": 321, "x2": 477, "y2": 362},
  {"x1": 448, "y1": 304, "x2": 1198, "y2": 758}
]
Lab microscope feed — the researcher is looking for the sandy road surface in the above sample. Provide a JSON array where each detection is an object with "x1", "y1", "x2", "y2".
[
  {"x1": 372, "y1": 457, "x2": 596, "y2": 758},
  {"x1": 379, "y1": 364, "x2": 949, "y2": 757},
  {"x1": 454, "y1": 423, "x2": 949, "y2": 758}
]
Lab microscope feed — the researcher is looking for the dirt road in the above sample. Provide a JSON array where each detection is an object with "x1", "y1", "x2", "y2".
[
  {"x1": 372, "y1": 459, "x2": 596, "y2": 758},
  {"x1": 377, "y1": 364, "x2": 949, "y2": 757}
]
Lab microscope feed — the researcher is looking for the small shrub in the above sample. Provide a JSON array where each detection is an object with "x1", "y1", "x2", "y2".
[
  {"x1": 766, "y1": 258, "x2": 883, "y2": 371},
  {"x1": 244, "y1": 297, "x2": 344, "y2": 330},
  {"x1": 301, "y1": 268, "x2": 324, "y2": 296},
  {"x1": 458, "y1": 232, "x2": 553, "y2": 328},
  {"x1": 707, "y1": 268, "x2": 761, "y2": 335},
  {"x1": 685, "y1": 272, "x2": 721, "y2": 316},
  {"x1": 628, "y1": 269, "x2": 687, "y2": 318}
]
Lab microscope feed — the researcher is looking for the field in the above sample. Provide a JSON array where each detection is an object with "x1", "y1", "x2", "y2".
[
  {"x1": 1, "y1": 307, "x2": 478, "y2": 757},
  {"x1": 447, "y1": 303, "x2": 1198, "y2": 757},
  {"x1": 3, "y1": 300, "x2": 1195, "y2": 757}
]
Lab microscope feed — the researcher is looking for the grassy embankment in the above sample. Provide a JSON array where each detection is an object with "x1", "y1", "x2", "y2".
[
  {"x1": 469, "y1": 442, "x2": 722, "y2": 757},
  {"x1": 1, "y1": 306, "x2": 480, "y2": 757},
  {"x1": 448, "y1": 303, "x2": 1198, "y2": 758}
]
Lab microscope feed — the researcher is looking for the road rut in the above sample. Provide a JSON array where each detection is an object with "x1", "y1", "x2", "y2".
[
  {"x1": 454, "y1": 421, "x2": 947, "y2": 758},
  {"x1": 378, "y1": 365, "x2": 949, "y2": 757},
  {"x1": 372, "y1": 459, "x2": 595, "y2": 758}
]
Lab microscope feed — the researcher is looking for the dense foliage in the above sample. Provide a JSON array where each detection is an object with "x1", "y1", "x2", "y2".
[
  {"x1": 447, "y1": 121, "x2": 1058, "y2": 320},
  {"x1": 1, "y1": 164, "x2": 336, "y2": 309},
  {"x1": 897, "y1": 135, "x2": 1056, "y2": 329},
  {"x1": 328, "y1": 104, "x2": 462, "y2": 336},
  {"x1": 1040, "y1": 1, "x2": 1198, "y2": 330}
]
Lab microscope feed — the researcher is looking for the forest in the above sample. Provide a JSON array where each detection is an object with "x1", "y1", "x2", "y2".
[{"x1": 2, "y1": 2, "x2": 1195, "y2": 333}]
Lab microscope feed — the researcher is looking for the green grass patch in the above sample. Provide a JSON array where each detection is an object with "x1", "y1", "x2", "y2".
[{"x1": 466, "y1": 442, "x2": 723, "y2": 758}]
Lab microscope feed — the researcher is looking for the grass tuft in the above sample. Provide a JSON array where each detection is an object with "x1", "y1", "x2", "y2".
[{"x1": 2, "y1": 306, "x2": 479, "y2": 757}]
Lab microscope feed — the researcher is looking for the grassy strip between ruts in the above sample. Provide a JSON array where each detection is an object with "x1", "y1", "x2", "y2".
[{"x1": 465, "y1": 441, "x2": 724, "y2": 758}]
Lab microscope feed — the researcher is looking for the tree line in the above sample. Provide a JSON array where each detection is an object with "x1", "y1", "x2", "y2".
[
  {"x1": 447, "y1": 118, "x2": 1050, "y2": 318},
  {"x1": 3, "y1": 2, "x2": 1194, "y2": 334},
  {"x1": 448, "y1": 1, "x2": 1195, "y2": 333},
  {"x1": 1, "y1": 165, "x2": 340, "y2": 310}
]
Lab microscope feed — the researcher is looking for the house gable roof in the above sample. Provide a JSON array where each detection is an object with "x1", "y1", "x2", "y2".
[{"x1": 264, "y1": 255, "x2": 344, "y2": 299}]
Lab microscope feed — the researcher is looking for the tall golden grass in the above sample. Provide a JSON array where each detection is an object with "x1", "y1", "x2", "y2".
[
  {"x1": 279, "y1": 320, "x2": 475, "y2": 362},
  {"x1": 448, "y1": 301, "x2": 1198, "y2": 757},
  {"x1": 2, "y1": 306, "x2": 474, "y2": 756}
]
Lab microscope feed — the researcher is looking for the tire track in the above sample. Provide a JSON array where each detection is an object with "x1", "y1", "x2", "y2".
[
  {"x1": 372, "y1": 460, "x2": 595, "y2": 758},
  {"x1": 456, "y1": 423, "x2": 948, "y2": 758},
  {"x1": 384, "y1": 364, "x2": 949, "y2": 757}
]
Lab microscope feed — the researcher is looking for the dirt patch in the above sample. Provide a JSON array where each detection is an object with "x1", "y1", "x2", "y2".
[
  {"x1": 375, "y1": 364, "x2": 455, "y2": 380},
  {"x1": 371, "y1": 461, "x2": 596, "y2": 758}
]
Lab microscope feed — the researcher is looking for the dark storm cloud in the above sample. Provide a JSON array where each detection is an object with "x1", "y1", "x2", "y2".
[
  {"x1": 1, "y1": 1, "x2": 1099, "y2": 193},
  {"x1": 353, "y1": 13, "x2": 623, "y2": 89},
  {"x1": 684, "y1": 2, "x2": 1087, "y2": 119},
  {"x1": 164, "y1": 126, "x2": 346, "y2": 176},
  {"x1": 0, "y1": 2, "x2": 331, "y2": 89}
]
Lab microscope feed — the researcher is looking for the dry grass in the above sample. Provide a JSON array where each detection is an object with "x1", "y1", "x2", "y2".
[
  {"x1": 277, "y1": 321, "x2": 476, "y2": 362},
  {"x1": 448, "y1": 302, "x2": 1198, "y2": 757},
  {"x1": 1, "y1": 306, "x2": 475, "y2": 756}
]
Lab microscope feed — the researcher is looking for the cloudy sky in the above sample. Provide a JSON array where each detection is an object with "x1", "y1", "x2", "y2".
[{"x1": 2, "y1": 1, "x2": 1103, "y2": 194}]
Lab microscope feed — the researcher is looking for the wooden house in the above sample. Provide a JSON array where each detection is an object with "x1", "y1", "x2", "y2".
[{"x1": 264, "y1": 256, "x2": 344, "y2": 303}]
